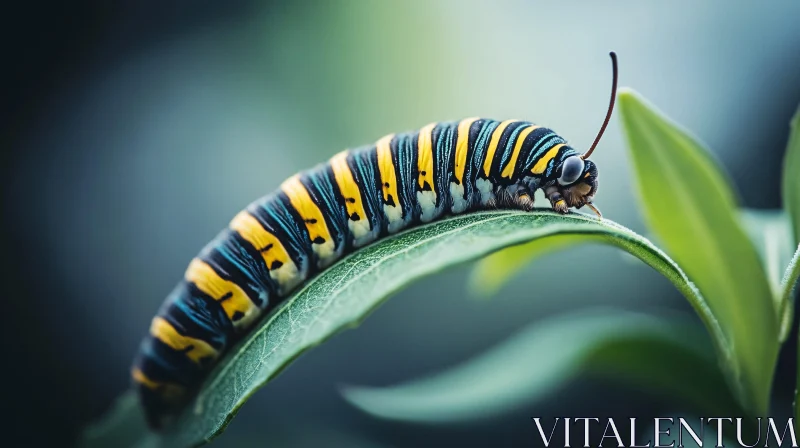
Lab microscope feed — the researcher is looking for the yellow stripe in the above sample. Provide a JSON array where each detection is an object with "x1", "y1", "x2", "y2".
[
  {"x1": 185, "y1": 258, "x2": 258, "y2": 327},
  {"x1": 376, "y1": 134, "x2": 400, "y2": 206},
  {"x1": 500, "y1": 125, "x2": 539, "y2": 179},
  {"x1": 132, "y1": 367, "x2": 161, "y2": 391},
  {"x1": 131, "y1": 368, "x2": 185, "y2": 400},
  {"x1": 149, "y1": 316, "x2": 219, "y2": 364},
  {"x1": 482, "y1": 119, "x2": 518, "y2": 177},
  {"x1": 531, "y1": 143, "x2": 565, "y2": 175},
  {"x1": 417, "y1": 123, "x2": 436, "y2": 190},
  {"x1": 330, "y1": 150, "x2": 369, "y2": 222},
  {"x1": 280, "y1": 175, "x2": 333, "y2": 245},
  {"x1": 229, "y1": 210, "x2": 291, "y2": 270},
  {"x1": 454, "y1": 117, "x2": 480, "y2": 184}
]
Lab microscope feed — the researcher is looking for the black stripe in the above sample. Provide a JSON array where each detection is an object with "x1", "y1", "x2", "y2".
[
  {"x1": 464, "y1": 119, "x2": 495, "y2": 207},
  {"x1": 135, "y1": 384, "x2": 180, "y2": 429},
  {"x1": 197, "y1": 231, "x2": 272, "y2": 310},
  {"x1": 222, "y1": 228, "x2": 280, "y2": 303},
  {"x1": 139, "y1": 337, "x2": 208, "y2": 385},
  {"x1": 389, "y1": 132, "x2": 420, "y2": 223},
  {"x1": 299, "y1": 165, "x2": 350, "y2": 254},
  {"x1": 247, "y1": 195, "x2": 311, "y2": 281},
  {"x1": 522, "y1": 129, "x2": 565, "y2": 173},
  {"x1": 430, "y1": 121, "x2": 456, "y2": 210},
  {"x1": 491, "y1": 121, "x2": 531, "y2": 182},
  {"x1": 158, "y1": 284, "x2": 232, "y2": 351},
  {"x1": 349, "y1": 144, "x2": 387, "y2": 236},
  {"x1": 274, "y1": 191, "x2": 317, "y2": 275}
]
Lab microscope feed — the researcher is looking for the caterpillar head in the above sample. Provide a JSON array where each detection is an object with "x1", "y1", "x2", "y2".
[{"x1": 556, "y1": 156, "x2": 599, "y2": 215}]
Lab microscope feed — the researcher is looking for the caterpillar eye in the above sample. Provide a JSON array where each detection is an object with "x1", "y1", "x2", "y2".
[{"x1": 557, "y1": 156, "x2": 585, "y2": 185}]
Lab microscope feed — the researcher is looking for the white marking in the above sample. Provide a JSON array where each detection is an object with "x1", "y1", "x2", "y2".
[
  {"x1": 348, "y1": 216, "x2": 372, "y2": 241},
  {"x1": 416, "y1": 190, "x2": 438, "y2": 222},
  {"x1": 352, "y1": 218, "x2": 379, "y2": 247},
  {"x1": 450, "y1": 182, "x2": 467, "y2": 213},
  {"x1": 384, "y1": 204, "x2": 404, "y2": 233},
  {"x1": 475, "y1": 178, "x2": 495, "y2": 205},
  {"x1": 312, "y1": 238, "x2": 338, "y2": 269},
  {"x1": 353, "y1": 229, "x2": 379, "y2": 248},
  {"x1": 269, "y1": 262, "x2": 302, "y2": 294}
]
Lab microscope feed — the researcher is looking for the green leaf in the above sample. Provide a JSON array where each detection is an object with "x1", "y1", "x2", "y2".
[
  {"x1": 342, "y1": 309, "x2": 740, "y2": 423},
  {"x1": 783, "y1": 246, "x2": 800, "y2": 314},
  {"x1": 787, "y1": 246, "x2": 800, "y2": 430},
  {"x1": 81, "y1": 392, "x2": 157, "y2": 448},
  {"x1": 783, "y1": 105, "x2": 800, "y2": 436},
  {"x1": 739, "y1": 209, "x2": 795, "y2": 341},
  {"x1": 784, "y1": 105, "x2": 800, "y2": 244},
  {"x1": 80, "y1": 391, "x2": 388, "y2": 448},
  {"x1": 468, "y1": 234, "x2": 583, "y2": 297},
  {"x1": 618, "y1": 89, "x2": 777, "y2": 415},
  {"x1": 740, "y1": 210, "x2": 794, "y2": 298},
  {"x1": 82, "y1": 210, "x2": 720, "y2": 448}
]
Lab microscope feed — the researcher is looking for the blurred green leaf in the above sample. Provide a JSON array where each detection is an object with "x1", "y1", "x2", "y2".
[
  {"x1": 342, "y1": 309, "x2": 739, "y2": 423},
  {"x1": 795, "y1": 250, "x2": 800, "y2": 434},
  {"x1": 787, "y1": 246, "x2": 800, "y2": 430},
  {"x1": 740, "y1": 209, "x2": 795, "y2": 341},
  {"x1": 469, "y1": 234, "x2": 582, "y2": 297},
  {"x1": 618, "y1": 89, "x2": 777, "y2": 415},
  {"x1": 784, "y1": 105, "x2": 800, "y2": 244},
  {"x1": 83, "y1": 210, "x2": 715, "y2": 448},
  {"x1": 783, "y1": 246, "x2": 800, "y2": 314},
  {"x1": 784, "y1": 104, "x2": 800, "y2": 436},
  {"x1": 741, "y1": 210, "x2": 794, "y2": 298},
  {"x1": 81, "y1": 391, "x2": 386, "y2": 448},
  {"x1": 81, "y1": 392, "x2": 157, "y2": 448}
]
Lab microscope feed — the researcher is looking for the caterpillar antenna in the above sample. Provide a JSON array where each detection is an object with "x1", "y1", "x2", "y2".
[{"x1": 582, "y1": 52, "x2": 618, "y2": 160}]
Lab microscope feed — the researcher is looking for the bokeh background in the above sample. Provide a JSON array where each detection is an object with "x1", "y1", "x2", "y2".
[{"x1": 3, "y1": 1, "x2": 800, "y2": 447}]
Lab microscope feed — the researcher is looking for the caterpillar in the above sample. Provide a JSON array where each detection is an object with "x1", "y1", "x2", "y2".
[{"x1": 132, "y1": 52, "x2": 619, "y2": 429}]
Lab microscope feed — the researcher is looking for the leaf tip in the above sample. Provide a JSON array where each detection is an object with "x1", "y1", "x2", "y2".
[
  {"x1": 617, "y1": 87, "x2": 642, "y2": 104},
  {"x1": 791, "y1": 103, "x2": 800, "y2": 129},
  {"x1": 339, "y1": 385, "x2": 385, "y2": 417},
  {"x1": 616, "y1": 88, "x2": 645, "y2": 118}
]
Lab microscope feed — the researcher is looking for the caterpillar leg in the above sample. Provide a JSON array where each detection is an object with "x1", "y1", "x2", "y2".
[
  {"x1": 488, "y1": 187, "x2": 535, "y2": 211},
  {"x1": 544, "y1": 186, "x2": 569, "y2": 214},
  {"x1": 516, "y1": 191, "x2": 535, "y2": 212}
]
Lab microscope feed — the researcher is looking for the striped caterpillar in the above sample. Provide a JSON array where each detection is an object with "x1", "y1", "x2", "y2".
[{"x1": 132, "y1": 52, "x2": 619, "y2": 429}]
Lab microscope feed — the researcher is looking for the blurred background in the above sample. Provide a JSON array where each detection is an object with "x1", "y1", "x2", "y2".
[{"x1": 3, "y1": 1, "x2": 800, "y2": 446}]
